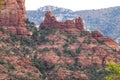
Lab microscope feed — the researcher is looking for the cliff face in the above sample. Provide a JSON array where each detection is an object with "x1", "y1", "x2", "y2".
[
  {"x1": 0, "y1": 0, "x2": 30, "y2": 36},
  {"x1": 40, "y1": 11, "x2": 84, "y2": 34}
]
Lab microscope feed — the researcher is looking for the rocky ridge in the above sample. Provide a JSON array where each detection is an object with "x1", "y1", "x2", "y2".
[
  {"x1": 40, "y1": 11, "x2": 84, "y2": 34},
  {"x1": 27, "y1": 5, "x2": 120, "y2": 44},
  {"x1": 0, "y1": 0, "x2": 30, "y2": 36},
  {"x1": 40, "y1": 11, "x2": 118, "y2": 47}
]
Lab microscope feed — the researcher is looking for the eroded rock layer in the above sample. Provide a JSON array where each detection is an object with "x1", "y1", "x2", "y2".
[
  {"x1": 40, "y1": 11, "x2": 84, "y2": 34},
  {"x1": 0, "y1": 0, "x2": 30, "y2": 36}
]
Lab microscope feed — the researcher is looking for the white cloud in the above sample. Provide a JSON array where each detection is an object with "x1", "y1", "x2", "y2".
[{"x1": 25, "y1": 0, "x2": 120, "y2": 11}]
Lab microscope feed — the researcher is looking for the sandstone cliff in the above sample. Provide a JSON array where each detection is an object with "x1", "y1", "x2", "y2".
[
  {"x1": 40, "y1": 11, "x2": 84, "y2": 34},
  {"x1": 0, "y1": 0, "x2": 30, "y2": 36}
]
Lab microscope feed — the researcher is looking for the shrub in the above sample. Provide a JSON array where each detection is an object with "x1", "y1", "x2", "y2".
[
  {"x1": 63, "y1": 43, "x2": 69, "y2": 48},
  {"x1": 27, "y1": 72, "x2": 32, "y2": 76},
  {"x1": 63, "y1": 48, "x2": 72, "y2": 55},
  {"x1": 76, "y1": 48, "x2": 81, "y2": 54},
  {"x1": 52, "y1": 48, "x2": 61, "y2": 56},
  {"x1": 31, "y1": 55, "x2": 40, "y2": 70},
  {"x1": 22, "y1": 47, "x2": 31, "y2": 55},
  {"x1": 104, "y1": 62, "x2": 120, "y2": 80},
  {"x1": 7, "y1": 62, "x2": 16, "y2": 70},
  {"x1": 68, "y1": 36, "x2": 77, "y2": 44},
  {"x1": 11, "y1": 48, "x2": 19, "y2": 53},
  {"x1": 39, "y1": 26, "x2": 57, "y2": 36},
  {"x1": 20, "y1": 37, "x2": 30, "y2": 46},
  {"x1": 39, "y1": 63, "x2": 55, "y2": 74},
  {"x1": 79, "y1": 31, "x2": 88, "y2": 37},
  {"x1": 0, "y1": 27, "x2": 5, "y2": 33},
  {"x1": 40, "y1": 47, "x2": 50, "y2": 53},
  {"x1": 10, "y1": 33, "x2": 19, "y2": 42},
  {"x1": 83, "y1": 38, "x2": 91, "y2": 44},
  {"x1": 0, "y1": 0, "x2": 3, "y2": 9},
  {"x1": 25, "y1": 18, "x2": 37, "y2": 32},
  {"x1": 0, "y1": 57, "x2": 4, "y2": 64}
]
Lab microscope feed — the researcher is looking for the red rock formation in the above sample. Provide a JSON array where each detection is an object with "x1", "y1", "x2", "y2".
[
  {"x1": 104, "y1": 38, "x2": 117, "y2": 45},
  {"x1": 92, "y1": 30, "x2": 118, "y2": 46},
  {"x1": 92, "y1": 30, "x2": 103, "y2": 38},
  {"x1": 75, "y1": 17, "x2": 84, "y2": 30},
  {"x1": 40, "y1": 11, "x2": 84, "y2": 34},
  {"x1": 0, "y1": 0, "x2": 30, "y2": 36}
]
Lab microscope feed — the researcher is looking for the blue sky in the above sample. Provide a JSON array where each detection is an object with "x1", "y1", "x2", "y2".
[{"x1": 25, "y1": 0, "x2": 120, "y2": 11}]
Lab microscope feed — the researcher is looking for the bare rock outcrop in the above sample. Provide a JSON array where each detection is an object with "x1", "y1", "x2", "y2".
[
  {"x1": 40, "y1": 11, "x2": 84, "y2": 34},
  {"x1": 0, "y1": 0, "x2": 30, "y2": 36}
]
